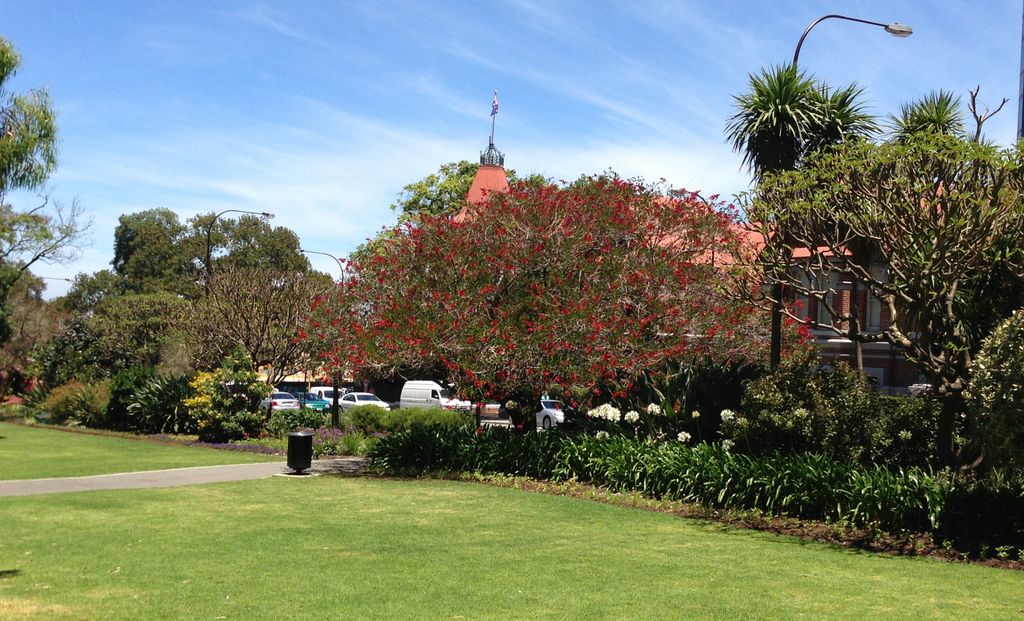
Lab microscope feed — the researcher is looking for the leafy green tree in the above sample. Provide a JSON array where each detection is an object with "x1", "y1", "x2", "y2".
[
  {"x1": 112, "y1": 208, "x2": 197, "y2": 295},
  {"x1": 197, "y1": 213, "x2": 308, "y2": 273},
  {"x1": 0, "y1": 38, "x2": 88, "y2": 346},
  {"x1": 36, "y1": 291, "x2": 188, "y2": 384},
  {"x1": 726, "y1": 64, "x2": 876, "y2": 367},
  {"x1": 736, "y1": 133, "x2": 1024, "y2": 465},
  {"x1": 0, "y1": 38, "x2": 56, "y2": 194}
]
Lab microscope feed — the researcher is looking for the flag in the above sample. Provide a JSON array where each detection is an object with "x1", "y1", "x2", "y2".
[{"x1": 491, "y1": 91, "x2": 499, "y2": 116}]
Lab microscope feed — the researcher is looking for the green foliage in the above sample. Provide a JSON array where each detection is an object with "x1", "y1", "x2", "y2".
[
  {"x1": 311, "y1": 428, "x2": 379, "y2": 458},
  {"x1": 36, "y1": 291, "x2": 187, "y2": 384},
  {"x1": 268, "y1": 407, "x2": 327, "y2": 436},
  {"x1": 724, "y1": 357, "x2": 941, "y2": 467},
  {"x1": 348, "y1": 405, "x2": 470, "y2": 434},
  {"x1": 112, "y1": 209, "x2": 196, "y2": 295},
  {"x1": 105, "y1": 366, "x2": 155, "y2": 431},
  {"x1": 127, "y1": 373, "x2": 196, "y2": 434},
  {"x1": 726, "y1": 64, "x2": 877, "y2": 177},
  {"x1": 0, "y1": 37, "x2": 57, "y2": 194},
  {"x1": 968, "y1": 310, "x2": 1024, "y2": 467},
  {"x1": 183, "y1": 349, "x2": 270, "y2": 443},
  {"x1": 39, "y1": 380, "x2": 111, "y2": 427},
  {"x1": 371, "y1": 428, "x2": 949, "y2": 532},
  {"x1": 888, "y1": 90, "x2": 964, "y2": 141}
]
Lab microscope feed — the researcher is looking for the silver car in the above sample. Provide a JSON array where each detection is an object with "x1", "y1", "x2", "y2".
[
  {"x1": 535, "y1": 399, "x2": 565, "y2": 430},
  {"x1": 260, "y1": 391, "x2": 300, "y2": 412},
  {"x1": 339, "y1": 392, "x2": 391, "y2": 411}
]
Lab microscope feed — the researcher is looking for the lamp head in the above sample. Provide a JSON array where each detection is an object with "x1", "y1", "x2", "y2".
[{"x1": 884, "y1": 22, "x2": 912, "y2": 37}]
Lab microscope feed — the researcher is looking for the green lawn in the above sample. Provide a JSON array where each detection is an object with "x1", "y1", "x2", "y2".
[
  {"x1": 1, "y1": 477, "x2": 1021, "y2": 620},
  {"x1": 0, "y1": 422, "x2": 278, "y2": 480}
]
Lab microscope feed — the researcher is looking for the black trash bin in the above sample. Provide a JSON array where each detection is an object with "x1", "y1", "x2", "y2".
[{"x1": 287, "y1": 431, "x2": 314, "y2": 474}]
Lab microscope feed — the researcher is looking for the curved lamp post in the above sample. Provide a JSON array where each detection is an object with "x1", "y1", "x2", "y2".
[
  {"x1": 204, "y1": 209, "x2": 274, "y2": 293},
  {"x1": 769, "y1": 14, "x2": 911, "y2": 369},
  {"x1": 793, "y1": 15, "x2": 912, "y2": 65},
  {"x1": 299, "y1": 248, "x2": 345, "y2": 281},
  {"x1": 298, "y1": 247, "x2": 346, "y2": 428}
]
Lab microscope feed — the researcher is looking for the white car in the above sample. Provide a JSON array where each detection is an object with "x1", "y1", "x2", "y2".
[
  {"x1": 535, "y1": 398, "x2": 565, "y2": 430},
  {"x1": 339, "y1": 392, "x2": 391, "y2": 411},
  {"x1": 260, "y1": 391, "x2": 300, "y2": 412}
]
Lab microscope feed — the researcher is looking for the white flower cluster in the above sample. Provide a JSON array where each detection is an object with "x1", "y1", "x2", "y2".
[
  {"x1": 588, "y1": 403, "x2": 622, "y2": 422},
  {"x1": 624, "y1": 410, "x2": 640, "y2": 424},
  {"x1": 721, "y1": 439, "x2": 735, "y2": 451},
  {"x1": 646, "y1": 403, "x2": 662, "y2": 415},
  {"x1": 595, "y1": 430, "x2": 610, "y2": 440},
  {"x1": 504, "y1": 400, "x2": 519, "y2": 410},
  {"x1": 676, "y1": 431, "x2": 692, "y2": 443},
  {"x1": 720, "y1": 409, "x2": 737, "y2": 423}
]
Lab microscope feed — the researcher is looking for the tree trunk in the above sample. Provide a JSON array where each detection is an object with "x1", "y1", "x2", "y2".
[{"x1": 937, "y1": 388, "x2": 963, "y2": 467}]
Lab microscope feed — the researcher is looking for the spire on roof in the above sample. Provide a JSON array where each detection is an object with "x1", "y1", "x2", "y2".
[{"x1": 480, "y1": 90, "x2": 505, "y2": 166}]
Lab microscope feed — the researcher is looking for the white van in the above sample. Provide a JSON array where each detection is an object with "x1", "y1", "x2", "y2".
[
  {"x1": 400, "y1": 381, "x2": 471, "y2": 411},
  {"x1": 308, "y1": 386, "x2": 345, "y2": 402}
]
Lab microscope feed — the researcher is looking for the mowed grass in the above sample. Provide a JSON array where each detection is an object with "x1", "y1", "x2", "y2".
[
  {"x1": 0, "y1": 422, "x2": 277, "y2": 480},
  {"x1": 1, "y1": 477, "x2": 1021, "y2": 620}
]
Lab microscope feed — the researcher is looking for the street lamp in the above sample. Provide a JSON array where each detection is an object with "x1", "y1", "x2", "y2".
[
  {"x1": 793, "y1": 15, "x2": 912, "y2": 65},
  {"x1": 299, "y1": 248, "x2": 345, "y2": 280},
  {"x1": 767, "y1": 13, "x2": 912, "y2": 369},
  {"x1": 298, "y1": 247, "x2": 346, "y2": 428},
  {"x1": 204, "y1": 209, "x2": 274, "y2": 293}
]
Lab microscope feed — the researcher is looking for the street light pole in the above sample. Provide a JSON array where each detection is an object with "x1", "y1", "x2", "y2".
[
  {"x1": 203, "y1": 209, "x2": 274, "y2": 294},
  {"x1": 299, "y1": 247, "x2": 346, "y2": 428},
  {"x1": 768, "y1": 13, "x2": 912, "y2": 369},
  {"x1": 299, "y1": 248, "x2": 345, "y2": 281},
  {"x1": 793, "y1": 15, "x2": 912, "y2": 66}
]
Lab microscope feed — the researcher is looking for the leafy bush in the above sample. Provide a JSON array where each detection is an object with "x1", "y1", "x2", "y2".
[
  {"x1": 371, "y1": 425, "x2": 1024, "y2": 549},
  {"x1": 106, "y1": 366, "x2": 155, "y2": 431},
  {"x1": 39, "y1": 380, "x2": 111, "y2": 427},
  {"x1": 723, "y1": 357, "x2": 941, "y2": 467},
  {"x1": 348, "y1": 405, "x2": 471, "y2": 434},
  {"x1": 310, "y1": 427, "x2": 379, "y2": 458},
  {"x1": 182, "y1": 349, "x2": 269, "y2": 443},
  {"x1": 128, "y1": 374, "x2": 196, "y2": 434},
  {"x1": 968, "y1": 310, "x2": 1024, "y2": 467},
  {"x1": 268, "y1": 407, "x2": 327, "y2": 437}
]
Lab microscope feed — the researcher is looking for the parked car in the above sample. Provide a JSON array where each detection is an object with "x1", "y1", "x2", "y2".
[
  {"x1": 260, "y1": 391, "x2": 300, "y2": 413},
  {"x1": 399, "y1": 380, "x2": 472, "y2": 411},
  {"x1": 294, "y1": 392, "x2": 331, "y2": 412},
  {"x1": 307, "y1": 386, "x2": 347, "y2": 402},
  {"x1": 339, "y1": 392, "x2": 390, "y2": 411},
  {"x1": 535, "y1": 398, "x2": 566, "y2": 430}
]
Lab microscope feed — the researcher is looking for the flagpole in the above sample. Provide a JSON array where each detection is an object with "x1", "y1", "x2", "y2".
[{"x1": 489, "y1": 90, "x2": 497, "y2": 147}]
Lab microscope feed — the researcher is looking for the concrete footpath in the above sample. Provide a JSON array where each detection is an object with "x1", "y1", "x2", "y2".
[{"x1": 0, "y1": 458, "x2": 369, "y2": 498}]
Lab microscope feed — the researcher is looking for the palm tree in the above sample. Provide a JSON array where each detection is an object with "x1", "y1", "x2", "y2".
[
  {"x1": 726, "y1": 64, "x2": 877, "y2": 179},
  {"x1": 888, "y1": 90, "x2": 964, "y2": 141},
  {"x1": 726, "y1": 64, "x2": 877, "y2": 367}
]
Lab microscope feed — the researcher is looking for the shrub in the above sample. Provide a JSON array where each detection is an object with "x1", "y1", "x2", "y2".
[
  {"x1": 182, "y1": 349, "x2": 270, "y2": 443},
  {"x1": 310, "y1": 427, "x2": 379, "y2": 458},
  {"x1": 968, "y1": 310, "x2": 1024, "y2": 467},
  {"x1": 106, "y1": 366, "x2": 156, "y2": 431},
  {"x1": 268, "y1": 407, "x2": 327, "y2": 437},
  {"x1": 128, "y1": 374, "x2": 196, "y2": 434},
  {"x1": 723, "y1": 357, "x2": 941, "y2": 467},
  {"x1": 348, "y1": 405, "x2": 471, "y2": 434},
  {"x1": 39, "y1": 380, "x2": 111, "y2": 427},
  {"x1": 349, "y1": 405, "x2": 388, "y2": 433}
]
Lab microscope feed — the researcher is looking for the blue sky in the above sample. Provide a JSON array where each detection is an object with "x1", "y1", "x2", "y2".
[{"x1": 2, "y1": 0, "x2": 1021, "y2": 297}]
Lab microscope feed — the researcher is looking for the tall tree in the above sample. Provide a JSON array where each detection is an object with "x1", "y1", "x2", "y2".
[
  {"x1": 312, "y1": 175, "x2": 766, "y2": 404},
  {"x1": 0, "y1": 38, "x2": 88, "y2": 344},
  {"x1": 185, "y1": 266, "x2": 333, "y2": 385},
  {"x1": 736, "y1": 133, "x2": 1024, "y2": 465},
  {"x1": 726, "y1": 64, "x2": 876, "y2": 367},
  {"x1": 112, "y1": 208, "x2": 196, "y2": 295}
]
